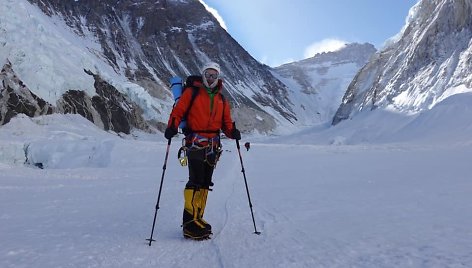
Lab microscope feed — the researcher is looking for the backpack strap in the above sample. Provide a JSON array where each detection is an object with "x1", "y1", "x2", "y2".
[
  {"x1": 181, "y1": 75, "x2": 203, "y2": 127},
  {"x1": 182, "y1": 86, "x2": 199, "y2": 135},
  {"x1": 182, "y1": 86, "x2": 199, "y2": 123}
]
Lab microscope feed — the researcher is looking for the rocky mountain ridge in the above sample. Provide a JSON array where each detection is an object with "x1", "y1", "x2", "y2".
[{"x1": 1, "y1": 0, "x2": 296, "y2": 134}]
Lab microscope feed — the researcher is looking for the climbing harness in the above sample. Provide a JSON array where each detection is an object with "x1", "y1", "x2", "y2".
[{"x1": 177, "y1": 133, "x2": 223, "y2": 167}]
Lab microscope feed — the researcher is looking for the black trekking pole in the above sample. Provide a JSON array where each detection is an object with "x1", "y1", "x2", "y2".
[
  {"x1": 146, "y1": 137, "x2": 172, "y2": 246},
  {"x1": 234, "y1": 123, "x2": 261, "y2": 235}
]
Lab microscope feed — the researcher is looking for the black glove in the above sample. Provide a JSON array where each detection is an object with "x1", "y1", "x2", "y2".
[
  {"x1": 231, "y1": 128, "x2": 241, "y2": 140},
  {"x1": 164, "y1": 127, "x2": 178, "y2": 139}
]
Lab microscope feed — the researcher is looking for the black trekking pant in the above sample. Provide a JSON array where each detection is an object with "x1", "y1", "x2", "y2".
[{"x1": 186, "y1": 148, "x2": 217, "y2": 189}]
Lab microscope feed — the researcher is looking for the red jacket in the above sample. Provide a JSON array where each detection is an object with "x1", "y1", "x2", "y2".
[{"x1": 167, "y1": 79, "x2": 234, "y2": 139}]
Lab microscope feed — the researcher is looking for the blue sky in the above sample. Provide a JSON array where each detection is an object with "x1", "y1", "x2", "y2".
[{"x1": 200, "y1": 0, "x2": 419, "y2": 67}]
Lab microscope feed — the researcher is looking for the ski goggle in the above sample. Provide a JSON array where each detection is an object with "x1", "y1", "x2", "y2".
[{"x1": 204, "y1": 72, "x2": 218, "y2": 79}]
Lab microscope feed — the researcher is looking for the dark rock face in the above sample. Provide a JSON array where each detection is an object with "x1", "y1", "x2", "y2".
[
  {"x1": 57, "y1": 70, "x2": 149, "y2": 134},
  {"x1": 0, "y1": 61, "x2": 54, "y2": 125},
  {"x1": 59, "y1": 90, "x2": 95, "y2": 123},
  {"x1": 90, "y1": 71, "x2": 148, "y2": 134}
]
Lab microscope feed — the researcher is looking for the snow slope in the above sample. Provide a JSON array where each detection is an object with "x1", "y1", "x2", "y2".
[
  {"x1": 269, "y1": 92, "x2": 472, "y2": 146},
  {"x1": 1, "y1": 95, "x2": 472, "y2": 267}
]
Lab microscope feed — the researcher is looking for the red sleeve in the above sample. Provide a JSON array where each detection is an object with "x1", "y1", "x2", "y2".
[
  {"x1": 222, "y1": 98, "x2": 234, "y2": 137},
  {"x1": 167, "y1": 88, "x2": 193, "y2": 129}
]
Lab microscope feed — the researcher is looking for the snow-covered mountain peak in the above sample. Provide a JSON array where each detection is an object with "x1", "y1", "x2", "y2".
[
  {"x1": 280, "y1": 43, "x2": 376, "y2": 69},
  {"x1": 272, "y1": 43, "x2": 376, "y2": 128},
  {"x1": 333, "y1": 0, "x2": 472, "y2": 125}
]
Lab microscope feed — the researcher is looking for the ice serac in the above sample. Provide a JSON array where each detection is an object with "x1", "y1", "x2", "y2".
[{"x1": 332, "y1": 0, "x2": 472, "y2": 125}]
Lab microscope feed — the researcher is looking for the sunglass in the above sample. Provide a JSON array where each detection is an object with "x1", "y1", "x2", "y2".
[{"x1": 204, "y1": 72, "x2": 218, "y2": 79}]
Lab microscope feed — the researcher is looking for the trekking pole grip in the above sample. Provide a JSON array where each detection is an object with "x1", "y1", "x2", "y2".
[{"x1": 233, "y1": 122, "x2": 241, "y2": 148}]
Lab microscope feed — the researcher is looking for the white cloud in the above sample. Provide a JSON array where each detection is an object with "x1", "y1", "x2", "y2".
[
  {"x1": 303, "y1": 39, "x2": 347, "y2": 59},
  {"x1": 199, "y1": 1, "x2": 228, "y2": 30}
]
